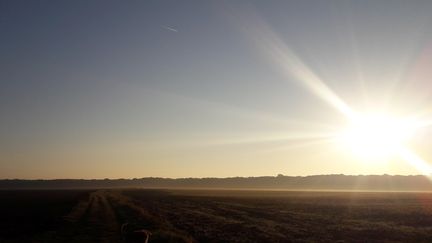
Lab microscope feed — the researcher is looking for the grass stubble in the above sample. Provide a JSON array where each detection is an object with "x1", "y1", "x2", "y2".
[{"x1": 1, "y1": 189, "x2": 432, "y2": 242}]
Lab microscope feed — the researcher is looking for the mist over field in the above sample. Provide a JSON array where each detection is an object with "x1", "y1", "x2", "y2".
[{"x1": 3, "y1": 174, "x2": 432, "y2": 191}]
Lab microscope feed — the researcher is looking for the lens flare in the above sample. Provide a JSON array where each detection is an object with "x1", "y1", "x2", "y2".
[{"x1": 235, "y1": 8, "x2": 432, "y2": 176}]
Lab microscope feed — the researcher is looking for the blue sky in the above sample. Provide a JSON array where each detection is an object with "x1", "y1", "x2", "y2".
[{"x1": 2, "y1": 0, "x2": 432, "y2": 178}]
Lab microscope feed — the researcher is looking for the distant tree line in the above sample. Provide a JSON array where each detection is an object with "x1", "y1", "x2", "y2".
[{"x1": 1, "y1": 174, "x2": 432, "y2": 191}]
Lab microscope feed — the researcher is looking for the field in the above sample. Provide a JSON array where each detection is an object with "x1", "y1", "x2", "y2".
[{"x1": 2, "y1": 189, "x2": 432, "y2": 242}]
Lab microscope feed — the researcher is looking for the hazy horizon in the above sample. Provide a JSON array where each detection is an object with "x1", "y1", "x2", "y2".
[
  {"x1": 3, "y1": 0, "x2": 432, "y2": 179},
  {"x1": 2, "y1": 173, "x2": 431, "y2": 181}
]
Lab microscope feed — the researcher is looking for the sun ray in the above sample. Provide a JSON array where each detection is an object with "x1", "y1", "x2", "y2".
[
  {"x1": 199, "y1": 130, "x2": 340, "y2": 147},
  {"x1": 237, "y1": 12, "x2": 356, "y2": 119},
  {"x1": 232, "y1": 8, "x2": 432, "y2": 177},
  {"x1": 259, "y1": 137, "x2": 340, "y2": 153},
  {"x1": 151, "y1": 88, "x2": 340, "y2": 130},
  {"x1": 398, "y1": 148, "x2": 432, "y2": 176}
]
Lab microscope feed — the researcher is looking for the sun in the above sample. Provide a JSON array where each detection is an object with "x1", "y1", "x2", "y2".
[{"x1": 340, "y1": 113, "x2": 417, "y2": 160}]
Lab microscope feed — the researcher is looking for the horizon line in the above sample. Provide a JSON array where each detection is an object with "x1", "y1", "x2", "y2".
[{"x1": 1, "y1": 173, "x2": 430, "y2": 181}]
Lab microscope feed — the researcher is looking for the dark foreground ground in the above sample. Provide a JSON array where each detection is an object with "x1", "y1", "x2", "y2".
[{"x1": 2, "y1": 189, "x2": 432, "y2": 242}]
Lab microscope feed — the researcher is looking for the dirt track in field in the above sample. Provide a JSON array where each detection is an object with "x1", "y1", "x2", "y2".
[
  {"x1": 7, "y1": 189, "x2": 432, "y2": 242},
  {"x1": 62, "y1": 190, "x2": 193, "y2": 243},
  {"x1": 62, "y1": 190, "x2": 121, "y2": 242}
]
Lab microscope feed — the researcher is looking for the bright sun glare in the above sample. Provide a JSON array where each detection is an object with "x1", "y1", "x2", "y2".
[
  {"x1": 242, "y1": 14, "x2": 432, "y2": 175},
  {"x1": 341, "y1": 113, "x2": 417, "y2": 160}
]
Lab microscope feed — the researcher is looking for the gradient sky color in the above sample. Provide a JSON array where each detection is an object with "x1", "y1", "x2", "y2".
[{"x1": 2, "y1": 0, "x2": 432, "y2": 179}]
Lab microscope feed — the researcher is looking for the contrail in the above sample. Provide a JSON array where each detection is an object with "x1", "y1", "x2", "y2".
[{"x1": 161, "y1": 25, "x2": 178, "y2": 32}]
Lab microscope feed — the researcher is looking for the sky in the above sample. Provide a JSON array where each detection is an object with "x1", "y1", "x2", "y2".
[{"x1": 2, "y1": 0, "x2": 432, "y2": 179}]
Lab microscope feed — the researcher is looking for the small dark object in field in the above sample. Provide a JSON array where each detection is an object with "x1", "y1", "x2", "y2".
[{"x1": 121, "y1": 222, "x2": 152, "y2": 243}]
